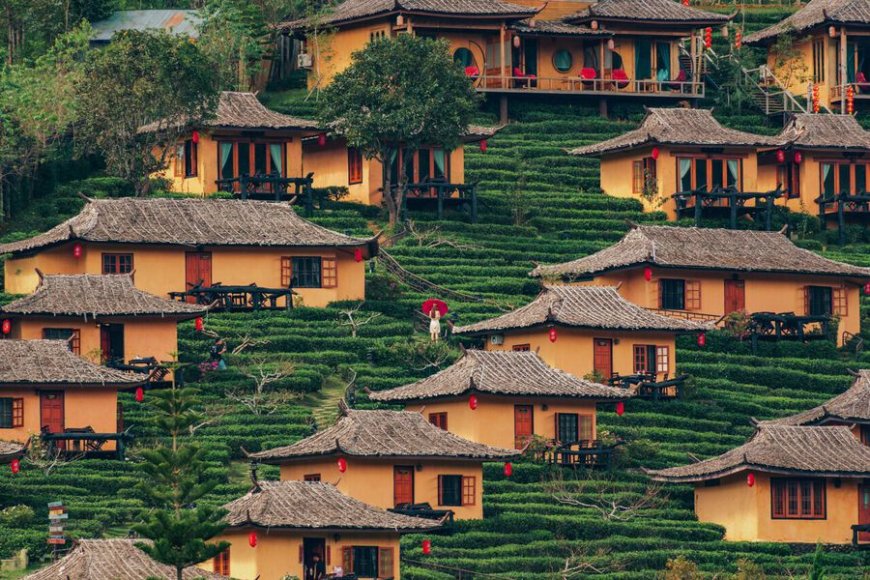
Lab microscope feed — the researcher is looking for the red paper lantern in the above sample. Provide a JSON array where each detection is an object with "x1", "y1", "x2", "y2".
[
  {"x1": 135, "y1": 386, "x2": 144, "y2": 403},
  {"x1": 194, "y1": 317, "x2": 204, "y2": 332},
  {"x1": 503, "y1": 462, "x2": 513, "y2": 477},
  {"x1": 615, "y1": 401, "x2": 625, "y2": 417},
  {"x1": 697, "y1": 332, "x2": 707, "y2": 347},
  {"x1": 682, "y1": 0, "x2": 688, "y2": 5},
  {"x1": 735, "y1": 30, "x2": 742, "y2": 49},
  {"x1": 847, "y1": 86, "x2": 855, "y2": 115},
  {"x1": 548, "y1": 327, "x2": 558, "y2": 343},
  {"x1": 775, "y1": 149, "x2": 786, "y2": 163},
  {"x1": 10, "y1": 458, "x2": 19, "y2": 474},
  {"x1": 704, "y1": 27, "x2": 712, "y2": 49},
  {"x1": 479, "y1": 139, "x2": 488, "y2": 153},
  {"x1": 354, "y1": 248, "x2": 363, "y2": 263},
  {"x1": 864, "y1": 281, "x2": 870, "y2": 295},
  {"x1": 793, "y1": 151, "x2": 803, "y2": 165},
  {"x1": 72, "y1": 243, "x2": 83, "y2": 259},
  {"x1": 422, "y1": 539, "x2": 431, "y2": 555},
  {"x1": 192, "y1": 130, "x2": 200, "y2": 144},
  {"x1": 644, "y1": 266, "x2": 653, "y2": 282},
  {"x1": 248, "y1": 531, "x2": 258, "y2": 547},
  {"x1": 318, "y1": 133, "x2": 327, "y2": 147},
  {"x1": 747, "y1": 472, "x2": 755, "y2": 487},
  {"x1": 337, "y1": 457, "x2": 348, "y2": 473},
  {"x1": 468, "y1": 394, "x2": 478, "y2": 410},
  {"x1": 1, "y1": 319, "x2": 10, "y2": 335},
  {"x1": 651, "y1": 147, "x2": 660, "y2": 160}
]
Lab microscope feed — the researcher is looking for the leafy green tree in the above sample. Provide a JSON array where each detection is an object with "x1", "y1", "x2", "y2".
[
  {"x1": 317, "y1": 35, "x2": 479, "y2": 225},
  {"x1": 76, "y1": 29, "x2": 221, "y2": 194},
  {"x1": 134, "y1": 382, "x2": 229, "y2": 580}
]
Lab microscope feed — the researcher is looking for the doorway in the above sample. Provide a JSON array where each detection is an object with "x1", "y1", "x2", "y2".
[
  {"x1": 593, "y1": 338, "x2": 613, "y2": 379},
  {"x1": 40, "y1": 391, "x2": 65, "y2": 449},
  {"x1": 514, "y1": 405, "x2": 534, "y2": 449},
  {"x1": 100, "y1": 324, "x2": 125, "y2": 364},
  {"x1": 393, "y1": 466, "x2": 415, "y2": 507},
  {"x1": 303, "y1": 538, "x2": 327, "y2": 577},
  {"x1": 724, "y1": 279, "x2": 745, "y2": 315},
  {"x1": 860, "y1": 484, "x2": 870, "y2": 543},
  {"x1": 185, "y1": 252, "x2": 212, "y2": 301}
]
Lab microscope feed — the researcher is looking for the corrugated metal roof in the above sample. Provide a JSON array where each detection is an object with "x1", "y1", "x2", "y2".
[{"x1": 91, "y1": 10, "x2": 201, "y2": 42}]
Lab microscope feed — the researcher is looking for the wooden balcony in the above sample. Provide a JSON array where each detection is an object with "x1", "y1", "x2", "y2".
[
  {"x1": 830, "y1": 83, "x2": 870, "y2": 104},
  {"x1": 541, "y1": 440, "x2": 622, "y2": 469},
  {"x1": 216, "y1": 173, "x2": 315, "y2": 214},
  {"x1": 399, "y1": 181, "x2": 478, "y2": 222},
  {"x1": 475, "y1": 74, "x2": 704, "y2": 98},
  {"x1": 41, "y1": 427, "x2": 133, "y2": 460},
  {"x1": 748, "y1": 312, "x2": 832, "y2": 348},
  {"x1": 168, "y1": 283, "x2": 296, "y2": 311},
  {"x1": 609, "y1": 373, "x2": 689, "y2": 401},
  {"x1": 816, "y1": 192, "x2": 870, "y2": 244},
  {"x1": 673, "y1": 186, "x2": 784, "y2": 230}
]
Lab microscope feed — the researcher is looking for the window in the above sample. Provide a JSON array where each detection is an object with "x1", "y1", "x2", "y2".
[
  {"x1": 217, "y1": 141, "x2": 285, "y2": 180},
  {"x1": 833, "y1": 287, "x2": 848, "y2": 316},
  {"x1": 813, "y1": 39, "x2": 825, "y2": 83},
  {"x1": 102, "y1": 254, "x2": 133, "y2": 275},
  {"x1": 174, "y1": 140, "x2": 198, "y2": 178},
  {"x1": 42, "y1": 328, "x2": 81, "y2": 355},
  {"x1": 304, "y1": 473, "x2": 321, "y2": 482},
  {"x1": 772, "y1": 478, "x2": 826, "y2": 519},
  {"x1": 322, "y1": 257, "x2": 338, "y2": 289},
  {"x1": 0, "y1": 398, "x2": 23, "y2": 429},
  {"x1": 348, "y1": 147, "x2": 363, "y2": 184},
  {"x1": 439, "y1": 475, "x2": 463, "y2": 506},
  {"x1": 656, "y1": 345, "x2": 669, "y2": 374},
  {"x1": 820, "y1": 161, "x2": 870, "y2": 197},
  {"x1": 378, "y1": 547, "x2": 394, "y2": 579},
  {"x1": 429, "y1": 412, "x2": 448, "y2": 430},
  {"x1": 369, "y1": 30, "x2": 386, "y2": 43},
  {"x1": 552, "y1": 49, "x2": 573, "y2": 73},
  {"x1": 777, "y1": 162, "x2": 801, "y2": 199},
  {"x1": 632, "y1": 157, "x2": 657, "y2": 195},
  {"x1": 462, "y1": 476, "x2": 476, "y2": 506},
  {"x1": 557, "y1": 413, "x2": 579, "y2": 444},
  {"x1": 283, "y1": 257, "x2": 322, "y2": 288},
  {"x1": 343, "y1": 546, "x2": 392, "y2": 579},
  {"x1": 659, "y1": 279, "x2": 686, "y2": 310},
  {"x1": 454, "y1": 47, "x2": 475, "y2": 68},
  {"x1": 677, "y1": 157, "x2": 740, "y2": 192},
  {"x1": 685, "y1": 280, "x2": 701, "y2": 310},
  {"x1": 633, "y1": 345, "x2": 652, "y2": 374},
  {"x1": 511, "y1": 344, "x2": 530, "y2": 351},
  {"x1": 352, "y1": 546, "x2": 378, "y2": 578},
  {"x1": 805, "y1": 286, "x2": 833, "y2": 316},
  {"x1": 389, "y1": 148, "x2": 449, "y2": 185},
  {"x1": 213, "y1": 548, "x2": 230, "y2": 576}
]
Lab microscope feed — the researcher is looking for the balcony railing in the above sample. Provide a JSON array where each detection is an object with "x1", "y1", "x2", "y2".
[
  {"x1": 609, "y1": 372, "x2": 689, "y2": 401},
  {"x1": 168, "y1": 282, "x2": 296, "y2": 311},
  {"x1": 673, "y1": 186, "x2": 784, "y2": 230},
  {"x1": 816, "y1": 192, "x2": 870, "y2": 244},
  {"x1": 474, "y1": 74, "x2": 704, "y2": 97},
  {"x1": 41, "y1": 426, "x2": 133, "y2": 460},
  {"x1": 216, "y1": 172, "x2": 315, "y2": 215},
  {"x1": 541, "y1": 439, "x2": 622, "y2": 469},
  {"x1": 398, "y1": 181, "x2": 478, "y2": 222},
  {"x1": 747, "y1": 312, "x2": 832, "y2": 351},
  {"x1": 830, "y1": 83, "x2": 870, "y2": 103}
]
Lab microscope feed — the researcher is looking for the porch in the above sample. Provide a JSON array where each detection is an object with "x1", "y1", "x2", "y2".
[
  {"x1": 673, "y1": 186, "x2": 784, "y2": 230},
  {"x1": 541, "y1": 440, "x2": 622, "y2": 469},
  {"x1": 216, "y1": 173, "x2": 316, "y2": 214},
  {"x1": 816, "y1": 192, "x2": 870, "y2": 244},
  {"x1": 747, "y1": 312, "x2": 832, "y2": 348},
  {"x1": 609, "y1": 373, "x2": 689, "y2": 401},
  {"x1": 400, "y1": 181, "x2": 478, "y2": 222},
  {"x1": 476, "y1": 75, "x2": 704, "y2": 97},
  {"x1": 168, "y1": 283, "x2": 296, "y2": 311},
  {"x1": 41, "y1": 427, "x2": 133, "y2": 461}
]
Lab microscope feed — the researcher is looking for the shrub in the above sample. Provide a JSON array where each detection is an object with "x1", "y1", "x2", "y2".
[{"x1": 0, "y1": 505, "x2": 35, "y2": 527}]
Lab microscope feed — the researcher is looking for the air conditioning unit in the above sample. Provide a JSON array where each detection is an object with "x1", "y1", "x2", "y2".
[
  {"x1": 297, "y1": 53, "x2": 313, "y2": 69},
  {"x1": 489, "y1": 334, "x2": 505, "y2": 345}
]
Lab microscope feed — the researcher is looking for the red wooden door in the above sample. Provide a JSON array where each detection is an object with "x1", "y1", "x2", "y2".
[
  {"x1": 724, "y1": 280, "x2": 745, "y2": 314},
  {"x1": 514, "y1": 405, "x2": 534, "y2": 449},
  {"x1": 860, "y1": 484, "x2": 870, "y2": 543},
  {"x1": 40, "y1": 391, "x2": 65, "y2": 450},
  {"x1": 185, "y1": 253, "x2": 212, "y2": 304},
  {"x1": 593, "y1": 338, "x2": 613, "y2": 379},
  {"x1": 393, "y1": 466, "x2": 414, "y2": 507}
]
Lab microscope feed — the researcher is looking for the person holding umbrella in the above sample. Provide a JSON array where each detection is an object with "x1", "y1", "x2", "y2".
[{"x1": 423, "y1": 299, "x2": 448, "y2": 343}]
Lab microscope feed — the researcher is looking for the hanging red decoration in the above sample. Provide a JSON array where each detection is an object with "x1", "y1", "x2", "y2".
[
  {"x1": 421, "y1": 298, "x2": 449, "y2": 317},
  {"x1": 812, "y1": 84, "x2": 820, "y2": 113},
  {"x1": 682, "y1": 0, "x2": 688, "y2": 5},
  {"x1": 775, "y1": 149, "x2": 785, "y2": 163},
  {"x1": 192, "y1": 131, "x2": 200, "y2": 144},
  {"x1": 337, "y1": 457, "x2": 348, "y2": 473},
  {"x1": 651, "y1": 147, "x2": 660, "y2": 160},
  {"x1": 503, "y1": 462, "x2": 513, "y2": 477},
  {"x1": 746, "y1": 472, "x2": 755, "y2": 487},
  {"x1": 734, "y1": 30, "x2": 742, "y2": 49},
  {"x1": 318, "y1": 133, "x2": 327, "y2": 147},
  {"x1": 864, "y1": 281, "x2": 870, "y2": 295},
  {"x1": 194, "y1": 317, "x2": 204, "y2": 332},
  {"x1": 248, "y1": 532, "x2": 258, "y2": 548},
  {"x1": 644, "y1": 266, "x2": 653, "y2": 282},
  {"x1": 697, "y1": 332, "x2": 707, "y2": 347},
  {"x1": 615, "y1": 401, "x2": 625, "y2": 417},
  {"x1": 479, "y1": 139, "x2": 488, "y2": 153},
  {"x1": 72, "y1": 243, "x2": 83, "y2": 259},
  {"x1": 422, "y1": 539, "x2": 432, "y2": 555},
  {"x1": 847, "y1": 86, "x2": 855, "y2": 115},
  {"x1": 10, "y1": 459, "x2": 19, "y2": 474},
  {"x1": 1, "y1": 319, "x2": 10, "y2": 335},
  {"x1": 468, "y1": 394, "x2": 478, "y2": 410},
  {"x1": 135, "y1": 386, "x2": 144, "y2": 403},
  {"x1": 704, "y1": 27, "x2": 712, "y2": 49},
  {"x1": 548, "y1": 327, "x2": 557, "y2": 343},
  {"x1": 354, "y1": 248, "x2": 363, "y2": 263},
  {"x1": 793, "y1": 151, "x2": 803, "y2": 165}
]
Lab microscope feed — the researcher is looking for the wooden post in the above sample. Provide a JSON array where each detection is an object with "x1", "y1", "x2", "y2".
[
  {"x1": 693, "y1": 190, "x2": 702, "y2": 226},
  {"x1": 765, "y1": 195, "x2": 773, "y2": 231},
  {"x1": 729, "y1": 189, "x2": 738, "y2": 229},
  {"x1": 838, "y1": 196, "x2": 847, "y2": 245},
  {"x1": 499, "y1": 95, "x2": 509, "y2": 124},
  {"x1": 499, "y1": 23, "x2": 506, "y2": 89},
  {"x1": 436, "y1": 185, "x2": 444, "y2": 220},
  {"x1": 840, "y1": 28, "x2": 848, "y2": 115},
  {"x1": 241, "y1": 176, "x2": 249, "y2": 200},
  {"x1": 598, "y1": 97, "x2": 608, "y2": 118},
  {"x1": 305, "y1": 183, "x2": 313, "y2": 216}
]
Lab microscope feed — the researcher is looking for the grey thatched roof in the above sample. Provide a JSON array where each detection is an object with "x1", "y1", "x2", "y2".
[
  {"x1": 139, "y1": 91, "x2": 318, "y2": 133},
  {"x1": 646, "y1": 425, "x2": 870, "y2": 482},
  {"x1": 745, "y1": 0, "x2": 870, "y2": 45},
  {"x1": 2, "y1": 274, "x2": 205, "y2": 319},
  {"x1": 90, "y1": 10, "x2": 201, "y2": 43},
  {"x1": 512, "y1": 19, "x2": 608, "y2": 36},
  {"x1": 531, "y1": 225, "x2": 870, "y2": 279},
  {"x1": 23, "y1": 539, "x2": 229, "y2": 580},
  {"x1": 0, "y1": 198, "x2": 377, "y2": 257},
  {"x1": 0, "y1": 340, "x2": 143, "y2": 386},
  {"x1": 369, "y1": 349, "x2": 627, "y2": 403},
  {"x1": 249, "y1": 407, "x2": 519, "y2": 463},
  {"x1": 282, "y1": 0, "x2": 538, "y2": 30},
  {"x1": 762, "y1": 370, "x2": 870, "y2": 426},
  {"x1": 566, "y1": 0, "x2": 729, "y2": 25},
  {"x1": 225, "y1": 481, "x2": 441, "y2": 530},
  {"x1": 569, "y1": 108, "x2": 780, "y2": 157},
  {"x1": 0, "y1": 440, "x2": 25, "y2": 463},
  {"x1": 777, "y1": 113, "x2": 870, "y2": 150},
  {"x1": 454, "y1": 286, "x2": 706, "y2": 335}
]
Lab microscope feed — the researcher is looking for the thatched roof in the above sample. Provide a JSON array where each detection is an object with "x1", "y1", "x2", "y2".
[
  {"x1": 762, "y1": 370, "x2": 870, "y2": 426},
  {"x1": 0, "y1": 340, "x2": 143, "y2": 386},
  {"x1": 745, "y1": 0, "x2": 870, "y2": 45},
  {"x1": 454, "y1": 286, "x2": 706, "y2": 335},
  {"x1": 531, "y1": 225, "x2": 870, "y2": 279},
  {"x1": 225, "y1": 481, "x2": 441, "y2": 530},
  {"x1": 23, "y1": 539, "x2": 229, "y2": 580},
  {"x1": 566, "y1": 0, "x2": 729, "y2": 25},
  {"x1": 90, "y1": 10, "x2": 201, "y2": 43},
  {"x1": 646, "y1": 425, "x2": 870, "y2": 482},
  {"x1": 512, "y1": 19, "x2": 609, "y2": 37},
  {"x1": 777, "y1": 113, "x2": 870, "y2": 150},
  {"x1": 281, "y1": 0, "x2": 539, "y2": 30},
  {"x1": 569, "y1": 108, "x2": 780, "y2": 157},
  {"x1": 369, "y1": 349, "x2": 627, "y2": 403},
  {"x1": 2, "y1": 274, "x2": 205, "y2": 320},
  {"x1": 0, "y1": 440, "x2": 25, "y2": 463},
  {"x1": 139, "y1": 91, "x2": 318, "y2": 133},
  {"x1": 249, "y1": 407, "x2": 519, "y2": 463},
  {"x1": 0, "y1": 198, "x2": 377, "y2": 257}
]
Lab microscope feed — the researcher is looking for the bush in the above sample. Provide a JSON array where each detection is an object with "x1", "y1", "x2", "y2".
[{"x1": 0, "y1": 505, "x2": 35, "y2": 527}]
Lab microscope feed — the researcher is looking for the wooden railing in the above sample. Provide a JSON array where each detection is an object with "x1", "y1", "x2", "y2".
[
  {"x1": 216, "y1": 172, "x2": 315, "y2": 215},
  {"x1": 831, "y1": 83, "x2": 870, "y2": 103},
  {"x1": 168, "y1": 283, "x2": 295, "y2": 311},
  {"x1": 748, "y1": 312, "x2": 832, "y2": 349},
  {"x1": 816, "y1": 191, "x2": 870, "y2": 244},
  {"x1": 609, "y1": 373, "x2": 689, "y2": 401},
  {"x1": 41, "y1": 427, "x2": 133, "y2": 460},
  {"x1": 673, "y1": 185, "x2": 784, "y2": 230},
  {"x1": 475, "y1": 74, "x2": 704, "y2": 97},
  {"x1": 400, "y1": 181, "x2": 478, "y2": 222},
  {"x1": 541, "y1": 440, "x2": 621, "y2": 469}
]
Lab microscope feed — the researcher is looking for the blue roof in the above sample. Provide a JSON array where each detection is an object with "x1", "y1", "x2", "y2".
[{"x1": 90, "y1": 10, "x2": 201, "y2": 42}]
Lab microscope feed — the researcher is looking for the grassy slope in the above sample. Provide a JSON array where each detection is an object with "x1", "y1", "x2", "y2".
[{"x1": 1, "y1": 5, "x2": 869, "y2": 577}]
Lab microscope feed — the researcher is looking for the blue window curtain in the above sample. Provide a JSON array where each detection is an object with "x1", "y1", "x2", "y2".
[
  {"x1": 679, "y1": 158, "x2": 692, "y2": 191},
  {"x1": 433, "y1": 149, "x2": 446, "y2": 180},
  {"x1": 270, "y1": 144, "x2": 282, "y2": 175},
  {"x1": 656, "y1": 42, "x2": 671, "y2": 81},
  {"x1": 727, "y1": 160, "x2": 739, "y2": 188},
  {"x1": 220, "y1": 143, "x2": 233, "y2": 179}
]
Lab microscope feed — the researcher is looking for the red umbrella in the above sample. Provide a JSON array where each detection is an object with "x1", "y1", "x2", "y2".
[{"x1": 421, "y1": 299, "x2": 448, "y2": 317}]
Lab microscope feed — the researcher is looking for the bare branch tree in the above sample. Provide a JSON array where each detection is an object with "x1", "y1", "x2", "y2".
[
  {"x1": 406, "y1": 220, "x2": 477, "y2": 252},
  {"x1": 338, "y1": 303, "x2": 382, "y2": 338},
  {"x1": 226, "y1": 359, "x2": 298, "y2": 416},
  {"x1": 560, "y1": 546, "x2": 616, "y2": 578},
  {"x1": 231, "y1": 334, "x2": 271, "y2": 355},
  {"x1": 544, "y1": 472, "x2": 668, "y2": 522},
  {"x1": 23, "y1": 436, "x2": 83, "y2": 476}
]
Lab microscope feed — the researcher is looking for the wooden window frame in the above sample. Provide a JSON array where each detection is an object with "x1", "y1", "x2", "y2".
[
  {"x1": 833, "y1": 287, "x2": 848, "y2": 316},
  {"x1": 771, "y1": 478, "x2": 826, "y2": 519},
  {"x1": 438, "y1": 474, "x2": 464, "y2": 507},
  {"x1": 213, "y1": 548, "x2": 230, "y2": 576},
  {"x1": 42, "y1": 328, "x2": 81, "y2": 355},
  {"x1": 777, "y1": 162, "x2": 801, "y2": 199},
  {"x1": 805, "y1": 285, "x2": 833, "y2": 316},
  {"x1": 390, "y1": 148, "x2": 451, "y2": 184},
  {"x1": 348, "y1": 147, "x2": 363, "y2": 184},
  {"x1": 656, "y1": 345, "x2": 669, "y2": 375},
  {"x1": 659, "y1": 278, "x2": 687, "y2": 310},
  {"x1": 303, "y1": 473, "x2": 321, "y2": 482},
  {"x1": 556, "y1": 412, "x2": 579, "y2": 444},
  {"x1": 511, "y1": 343, "x2": 530, "y2": 352},
  {"x1": 676, "y1": 156, "x2": 742, "y2": 193},
  {"x1": 0, "y1": 398, "x2": 14, "y2": 429},
  {"x1": 819, "y1": 160, "x2": 870, "y2": 196},
  {"x1": 322, "y1": 257, "x2": 338, "y2": 289},
  {"x1": 633, "y1": 345, "x2": 650, "y2": 374},
  {"x1": 633, "y1": 157, "x2": 656, "y2": 195},
  {"x1": 216, "y1": 140, "x2": 287, "y2": 180},
  {"x1": 462, "y1": 475, "x2": 476, "y2": 506},
  {"x1": 685, "y1": 280, "x2": 701, "y2": 310},
  {"x1": 102, "y1": 253, "x2": 134, "y2": 275},
  {"x1": 428, "y1": 412, "x2": 448, "y2": 430},
  {"x1": 11, "y1": 398, "x2": 23, "y2": 428},
  {"x1": 813, "y1": 38, "x2": 825, "y2": 84},
  {"x1": 284, "y1": 256, "x2": 323, "y2": 288}
]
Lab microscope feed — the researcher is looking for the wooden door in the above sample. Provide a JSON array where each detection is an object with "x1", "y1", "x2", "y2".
[
  {"x1": 724, "y1": 279, "x2": 745, "y2": 314},
  {"x1": 393, "y1": 466, "x2": 414, "y2": 507},
  {"x1": 514, "y1": 405, "x2": 534, "y2": 449},
  {"x1": 860, "y1": 484, "x2": 870, "y2": 543},
  {"x1": 185, "y1": 252, "x2": 212, "y2": 288},
  {"x1": 593, "y1": 338, "x2": 613, "y2": 379},
  {"x1": 40, "y1": 392, "x2": 65, "y2": 450}
]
